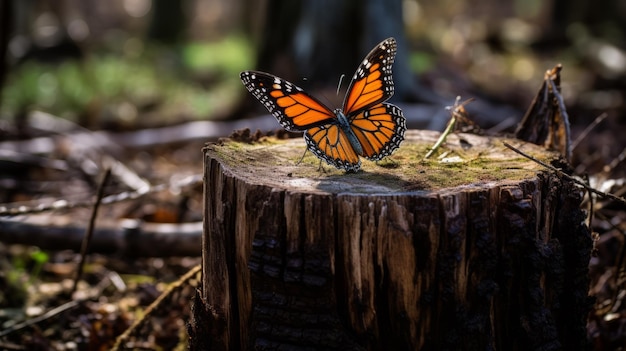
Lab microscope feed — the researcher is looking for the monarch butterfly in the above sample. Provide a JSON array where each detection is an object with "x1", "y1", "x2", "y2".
[{"x1": 240, "y1": 37, "x2": 405, "y2": 172}]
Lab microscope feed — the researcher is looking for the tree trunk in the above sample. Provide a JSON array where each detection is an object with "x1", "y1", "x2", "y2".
[
  {"x1": 189, "y1": 130, "x2": 592, "y2": 350},
  {"x1": 244, "y1": 0, "x2": 416, "y2": 103}
]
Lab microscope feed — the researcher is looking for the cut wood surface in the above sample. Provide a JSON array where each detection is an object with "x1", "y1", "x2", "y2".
[
  {"x1": 192, "y1": 130, "x2": 592, "y2": 350},
  {"x1": 204, "y1": 130, "x2": 557, "y2": 193}
]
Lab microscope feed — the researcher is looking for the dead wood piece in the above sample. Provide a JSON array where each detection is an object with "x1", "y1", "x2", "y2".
[
  {"x1": 199, "y1": 130, "x2": 592, "y2": 350},
  {"x1": 515, "y1": 64, "x2": 572, "y2": 161},
  {"x1": 0, "y1": 217, "x2": 202, "y2": 257},
  {"x1": 0, "y1": 115, "x2": 279, "y2": 155}
]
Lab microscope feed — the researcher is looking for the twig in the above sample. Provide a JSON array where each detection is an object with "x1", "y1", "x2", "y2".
[
  {"x1": 424, "y1": 111, "x2": 457, "y2": 160},
  {"x1": 0, "y1": 149, "x2": 69, "y2": 171},
  {"x1": 502, "y1": 142, "x2": 626, "y2": 206},
  {"x1": 102, "y1": 154, "x2": 151, "y2": 192},
  {"x1": 604, "y1": 147, "x2": 626, "y2": 175},
  {"x1": 0, "y1": 268, "x2": 119, "y2": 338},
  {"x1": 0, "y1": 300, "x2": 80, "y2": 337},
  {"x1": 424, "y1": 97, "x2": 473, "y2": 159},
  {"x1": 72, "y1": 168, "x2": 111, "y2": 295},
  {"x1": 111, "y1": 264, "x2": 202, "y2": 350},
  {"x1": 571, "y1": 112, "x2": 608, "y2": 151},
  {"x1": 0, "y1": 341, "x2": 26, "y2": 350}
]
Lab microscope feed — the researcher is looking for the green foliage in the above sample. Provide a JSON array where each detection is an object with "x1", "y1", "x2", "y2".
[
  {"x1": 9, "y1": 247, "x2": 49, "y2": 283},
  {"x1": 28, "y1": 248, "x2": 49, "y2": 279},
  {"x1": 182, "y1": 35, "x2": 253, "y2": 76},
  {"x1": 409, "y1": 51, "x2": 435, "y2": 73},
  {"x1": 0, "y1": 247, "x2": 50, "y2": 308},
  {"x1": 0, "y1": 36, "x2": 254, "y2": 127}
]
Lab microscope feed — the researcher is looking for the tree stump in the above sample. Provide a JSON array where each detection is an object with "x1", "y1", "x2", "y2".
[{"x1": 190, "y1": 130, "x2": 592, "y2": 350}]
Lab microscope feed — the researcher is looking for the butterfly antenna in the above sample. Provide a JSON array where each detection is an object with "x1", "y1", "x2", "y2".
[
  {"x1": 296, "y1": 147, "x2": 308, "y2": 165},
  {"x1": 336, "y1": 74, "x2": 346, "y2": 96}
]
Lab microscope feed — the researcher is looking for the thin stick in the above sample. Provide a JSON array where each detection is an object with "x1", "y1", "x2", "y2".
[
  {"x1": 424, "y1": 97, "x2": 474, "y2": 159},
  {"x1": 424, "y1": 111, "x2": 457, "y2": 159},
  {"x1": 502, "y1": 142, "x2": 626, "y2": 205},
  {"x1": 571, "y1": 112, "x2": 608, "y2": 151},
  {"x1": 0, "y1": 300, "x2": 80, "y2": 337},
  {"x1": 604, "y1": 147, "x2": 626, "y2": 175},
  {"x1": 111, "y1": 264, "x2": 202, "y2": 350},
  {"x1": 71, "y1": 168, "x2": 111, "y2": 295}
]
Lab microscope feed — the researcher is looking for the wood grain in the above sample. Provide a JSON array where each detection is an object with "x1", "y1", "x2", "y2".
[{"x1": 191, "y1": 130, "x2": 592, "y2": 350}]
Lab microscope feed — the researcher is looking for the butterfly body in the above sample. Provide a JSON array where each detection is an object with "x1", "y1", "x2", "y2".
[
  {"x1": 332, "y1": 109, "x2": 364, "y2": 156},
  {"x1": 241, "y1": 38, "x2": 405, "y2": 172}
]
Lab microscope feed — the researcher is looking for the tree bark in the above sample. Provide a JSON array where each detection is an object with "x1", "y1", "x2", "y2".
[{"x1": 190, "y1": 130, "x2": 592, "y2": 350}]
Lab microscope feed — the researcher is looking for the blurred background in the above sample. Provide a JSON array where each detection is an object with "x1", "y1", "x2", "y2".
[{"x1": 1, "y1": 0, "x2": 625, "y2": 135}]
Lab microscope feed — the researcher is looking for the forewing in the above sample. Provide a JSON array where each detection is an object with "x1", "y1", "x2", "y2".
[
  {"x1": 350, "y1": 103, "x2": 406, "y2": 160},
  {"x1": 343, "y1": 38, "x2": 397, "y2": 115},
  {"x1": 240, "y1": 71, "x2": 335, "y2": 131}
]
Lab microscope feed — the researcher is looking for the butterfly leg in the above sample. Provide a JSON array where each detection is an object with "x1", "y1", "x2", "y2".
[
  {"x1": 296, "y1": 147, "x2": 309, "y2": 166},
  {"x1": 317, "y1": 159, "x2": 328, "y2": 173},
  {"x1": 295, "y1": 147, "x2": 328, "y2": 173}
]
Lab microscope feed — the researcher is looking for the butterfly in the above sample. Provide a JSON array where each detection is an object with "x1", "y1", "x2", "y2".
[{"x1": 240, "y1": 37, "x2": 405, "y2": 172}]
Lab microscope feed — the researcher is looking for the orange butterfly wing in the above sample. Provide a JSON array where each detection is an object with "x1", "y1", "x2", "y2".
[
  {"x1": 240, "y1": 71, "x2": 335, "y2": 131},
  {"x1": 350, "y1": 103, "x2": 405, "y2": 160},
  {"x1": 304, "y1": 124, "x2": 361, "y2": 172},
  {"x1": 343, "y1": 38, "x2": 397, "y2": 115}
]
